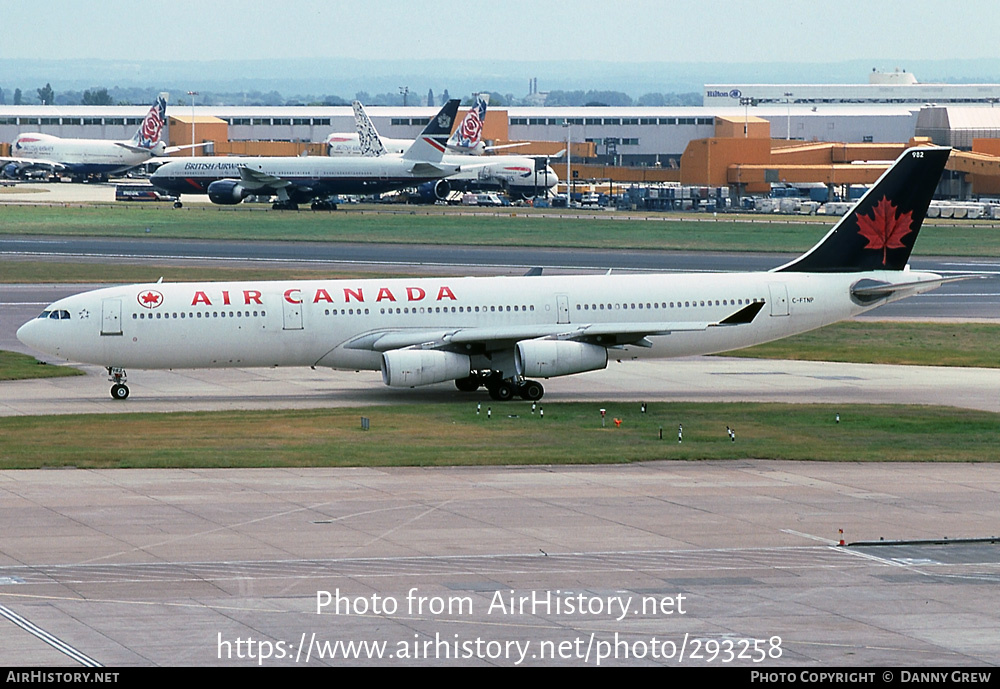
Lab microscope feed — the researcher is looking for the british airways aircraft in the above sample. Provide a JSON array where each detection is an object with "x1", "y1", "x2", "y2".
[
  {"x1": 351, "y1": 99, "x2": 558, "y2": 200},
  {"x1": 325, "y1": 94, "x2": 527, "y2": 158},
  {"x1": 18, "y1": 147, "x2": 955, "y2": 402},
  {"x1": 1, "y1": 94, "x2": 199, "y2": 182},
  {"x1": 150, "y1": 100, "x2": 463, "y2": 209}
]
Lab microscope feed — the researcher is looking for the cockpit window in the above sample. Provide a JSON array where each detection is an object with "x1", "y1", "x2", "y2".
[
  {"x1": 40, "y1": 310, "x2": 70, "y2": 320},
  {"x1": 37, "y1": 311, "x2": 50, "y2": 319}
]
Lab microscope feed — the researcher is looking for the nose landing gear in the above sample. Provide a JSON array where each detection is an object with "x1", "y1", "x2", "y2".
[{"x1": 107, "y1": 367, "x2": 129, "y2": 400}]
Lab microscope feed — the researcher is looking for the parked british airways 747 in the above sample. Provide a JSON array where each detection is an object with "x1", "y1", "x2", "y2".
[
  {"x1": 2, "y1": 94, "x2": 201, "y2": 182},
  {"x1": 19, "y1": 147, "x2": 956, "y2": 402}
]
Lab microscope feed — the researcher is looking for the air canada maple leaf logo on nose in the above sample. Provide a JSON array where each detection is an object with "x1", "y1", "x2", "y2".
[
  {"x1": 138, "y1": 290, "x2": 163, "y2": 309},
  {"x1": 856, "y1": 196, "x2": 914, "y2": 265}
]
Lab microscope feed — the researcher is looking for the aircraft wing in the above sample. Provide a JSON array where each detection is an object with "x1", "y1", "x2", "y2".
[
  {"x1": 237, "y1": 165, "x2": 293, "y2": 190},
  {"x1": 346, "y1": 301, "x2": 764, "y2": 353},
  {"x1": 0, "y1": 156, "x2": 66, "y2": 173}
]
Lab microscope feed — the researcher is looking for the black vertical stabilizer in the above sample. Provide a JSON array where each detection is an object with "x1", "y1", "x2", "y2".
[
  {"x1": 402, "y1": 99, "x2": 461, "y2": 162},
  {"x1": 775, "y1": 146, "x2": 950, "y2": 273}
]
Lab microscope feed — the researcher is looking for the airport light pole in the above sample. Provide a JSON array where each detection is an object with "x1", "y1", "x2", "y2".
[
  {"x1": 563, "y1": 121, "x2": 572, "y2": 206},
  {"x1": 187, "y1": 91, "x2": 199, "y2": 156},
  {"x1": 740, "y1": 97, "x2": 757, "y2": 138},
  {"x1": 784, "y1": 92, "x2": 793, "y2": 140}
]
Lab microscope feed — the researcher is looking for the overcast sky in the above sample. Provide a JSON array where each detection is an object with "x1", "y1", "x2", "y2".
[{"x1": 2, "y1": 0, "x2": 997, "y2": 64}]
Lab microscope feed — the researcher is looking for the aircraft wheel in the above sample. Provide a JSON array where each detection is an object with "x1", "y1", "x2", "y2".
[
  {"x1": 173, "y1": 200, "x2": 183, "y2": 209},
  {"x1": 519, "y1": 380, "x2": 544, "y2": 401},
  {"x1": 455, "y1": 376, "x2": 481, "y2": 392},
  {"x1": 111, "y1": 384, "x2": 130, "y2": 400},
  {"x1": 488, "y1": 380, "x2": 515, "y2": 401}
]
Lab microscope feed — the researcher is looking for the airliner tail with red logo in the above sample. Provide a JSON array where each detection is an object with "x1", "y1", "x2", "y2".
[
  {"x1": 2, "y1": 93, "x2": 205, "y2": 182},
  {"x1": 19, "y1": 147, "x2": 963, "y2": 402}
]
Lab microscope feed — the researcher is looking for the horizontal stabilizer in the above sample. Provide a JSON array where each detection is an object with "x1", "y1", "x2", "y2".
[
  {"x1": 408, "y1": 162, "x2": 451, "y2": 177},
  {"x1": 850, "y1": 274, "x2": 980, "y2": 302},
  {"x1": 114, "y1": 142, "x2": 152, "y2": 154}
]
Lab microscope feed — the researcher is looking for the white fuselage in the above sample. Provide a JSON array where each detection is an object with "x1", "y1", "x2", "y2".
[
  {"x1": 325, "y1": 135, "x2": 556, "y2": 192},
  {"x1": 12, "y1": 133, "x2": 159, "y2": 175},
  {"x1": 326, "y1": 133, "x2": 409, "y2": 156},
  {"x1": 443, "y1": 154, "x2": 557, "y2": 192},
  {"x1": 150, "y1": 155, "x2": 460, "y2": 197},
  {"x1": 16, "y1": 270, "x2": 940, "y2": 376}
]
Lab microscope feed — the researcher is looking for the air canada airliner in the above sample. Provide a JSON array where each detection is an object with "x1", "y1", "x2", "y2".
[{"x1": 18, "y1": 147, "x2": 957, "y2": 402}]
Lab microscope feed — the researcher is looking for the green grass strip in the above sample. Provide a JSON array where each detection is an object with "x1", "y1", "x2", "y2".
[
  {"x1": 0, "y1": 351, "x2": 84, "y2": 381},
  {"x1": 0, "y1": 403, "x2": 997, "y2": 469},
  {"x1": 3, "y1": 204, "x2": 1000, "y2": 255},
  {"x1": 722, "y1": 321, "x2": 1000, "y2": 368}
]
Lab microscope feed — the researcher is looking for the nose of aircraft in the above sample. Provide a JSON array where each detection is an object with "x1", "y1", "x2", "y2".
[{"x1": 16, "y1": 318, "x2": 49, "y2": 354}]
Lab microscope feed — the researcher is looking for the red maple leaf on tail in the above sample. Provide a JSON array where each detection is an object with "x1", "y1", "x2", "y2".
[{"x1": 855, "y1": 196, "x2": 913, "y2": 266}]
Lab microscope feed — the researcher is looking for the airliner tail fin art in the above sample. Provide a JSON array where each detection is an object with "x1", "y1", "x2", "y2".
[
  {"x1": 121, "y1": 93, "x2": 168, "y2": 154},
  {"x1": 447, "y1": 93, "x2": 489, "y2": 154},
  {"x1": 19, "y1": 147, "x2": 957, "y2": 402},
  {"x1": 776, "y1": 146, "x2": 948, "y2": 273},
  {"x1": 401, "y1": 99, "x2": 460, "y2": 162},
  {"x1": 353, "y1": 100, "x2": 388, "y2": 157}
]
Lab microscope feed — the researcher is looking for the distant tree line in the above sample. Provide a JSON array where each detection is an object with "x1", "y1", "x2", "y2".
[{"x1": 0, "y1": 83, "x2": 701, "y2": 108}]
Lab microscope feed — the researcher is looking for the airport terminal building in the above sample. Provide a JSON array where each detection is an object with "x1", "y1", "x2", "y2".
[
  {"x1": 5, "y1": 71, "x2": 1000, "y2": 197},
  {"x1": 0, "y1": 102, "x2": 929, "y2": 165}
]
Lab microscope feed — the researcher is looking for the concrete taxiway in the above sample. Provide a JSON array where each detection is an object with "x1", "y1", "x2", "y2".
[
  {"x1": 1, "y1": 462, "x2": 998, "y2": 667},
  {"x1": 3, "y1": 355, "x2": 1000, "y2": 416}
]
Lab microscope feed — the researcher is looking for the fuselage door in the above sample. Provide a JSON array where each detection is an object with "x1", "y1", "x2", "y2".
[
  {"x1": 556, "y1": 294, "x2": 570, "y2": 324},
  {"x1": 768, "y1": 283, "x2": 789, "y2": 317},
  {"x1": 282, "y1": 299, "x2": 303, "y2": 330},
  {"x1": 101, "y1": 298, "x2": 122, "y2": 336}
]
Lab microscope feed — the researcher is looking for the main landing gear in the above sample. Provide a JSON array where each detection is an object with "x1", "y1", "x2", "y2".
[
  {"x1": 107, "y1": 367, "x2": 129, "y2": 400},
  {"x1": 271, "y1": 201, "x2": 299, "y2": 210},
  {"x1": 454, "y1": 372, "x2": 544, "y2": 401}
]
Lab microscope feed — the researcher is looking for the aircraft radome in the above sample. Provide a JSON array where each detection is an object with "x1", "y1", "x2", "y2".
[{"x1": 18, "y1": 146, "x2": 960, "y2": 402}]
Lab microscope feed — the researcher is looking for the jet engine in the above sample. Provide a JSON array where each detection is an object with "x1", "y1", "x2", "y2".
[
  {"x1": 515, "y1": 340, "x2": 608, "y2": 378},
  {"x1": 431, "y1": 179, "x2": 451, "y2": 201},
  {"x1": 207, "y1": 179, "x2": 249, "y2": 205},
  {"x1": 381, "y1": 349, "x2": 471, "y2": 387}
]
